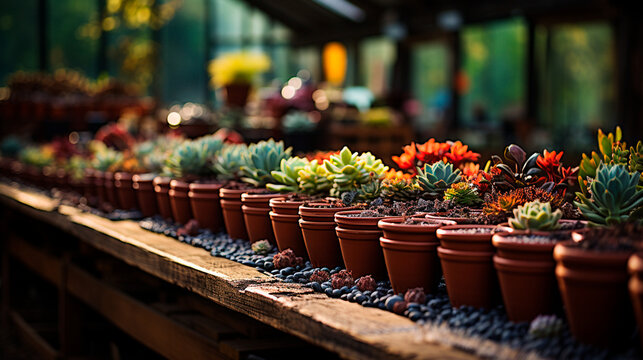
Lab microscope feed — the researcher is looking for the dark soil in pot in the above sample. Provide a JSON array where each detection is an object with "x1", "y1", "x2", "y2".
[
  {"x1": 188, "y1": 181, "x2": 225, "y2": 232},
  {"x1": 425, "y1": 209, "x2": 486, "y2": 225},
  {"x1": 242, "y1": 192, "x2": 286, "y2": 244},
  {"x1": 220, "y1": 183, "x2": 260, "y2": 240},
  {"x1": 115, "y1": 172, "x2": 138, "y2": 210},
  {"x1": 437, "y1": 225, "x2": 502, "y2": 309},
  {"x1": 169, "y1": 179, "x2": 192, "y2": 225},
  {"x1": 492, "y1": 231, "x2": 570, "y2": 322},
  {"x1": 378, "y1": 217, "x2": 456, "y2": 242},
  {"x1": 555, "y1": 226, "x2": 641, "y2": 347},
  {"x1": 153, "y1": 176, "x2": 173, "y2": 221},
  {"x1": 133, "y1": 173, "x2": 158, "y2": 217}
]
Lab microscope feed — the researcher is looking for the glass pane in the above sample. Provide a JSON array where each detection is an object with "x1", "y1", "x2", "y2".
[
  {"x1": 459, "y1": 17, "x2": 526, "y2": 126},
  {"x1": 359, "y1": 37, "x2": 396, "y2": 97},
  {"x1": 214, "y1": 0, "x2": 243, "y2": 42},
  {"x1": 0, "y1": 0, "x2": 39, "y2": 84},
  {"x1": 411, "y1": 42, "x2": 450, "y2": 131},
  {"x1": 249, "y1": 9, "x2": 268, "y2": 43}
]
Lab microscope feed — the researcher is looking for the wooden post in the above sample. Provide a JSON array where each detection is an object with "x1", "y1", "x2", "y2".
[
  {"x1": 525, "y1": 18, "x2": 538, "y2": 123},
  {"x1": 447, "y1": 31, "x2": 461, "y2": 130},
  {"x1": 59, "y1": 253, "x2": 84, "y2": 358}
]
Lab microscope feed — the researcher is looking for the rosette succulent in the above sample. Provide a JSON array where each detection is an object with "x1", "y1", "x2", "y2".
[
  {"x1": 266, "y1": 156, "x2": 309, "y2": 193},
  {"x1": 416, "y1": 161, "x2": 461, "y2": 199},
  {"x1": 92, "y1": 148, "x2": 123, "y2": 172},
  {"x1": 19, "y1": 146, "x2": 54, "y2": 169},
  {"x1": 297, "y1": 160, "x2": 332, "y2": 195},
  {"x1": 444, "y1": 182, "x2": 482, "y2": 206},
  {"x1": 575, "y1": 164, "x2": 643, "y2": 226},
  {"x1": 509, "y1": 200, "x2": 562, "y2": 231},
  {"x1": 212, "y1": 143, "x2": 248, "y2": 180},
  {"x1": 165, "y1": 136, "x2": 224, "y2": 179},
  {"x1": 381, "y1": 177, "x2": 421, "y2": 201},
  {"x1": 240, "y1": 139, "x2": 292, "y2": 187},
  {"x1": 323, "y1": 146, "x2": 388, "y2": 197}
]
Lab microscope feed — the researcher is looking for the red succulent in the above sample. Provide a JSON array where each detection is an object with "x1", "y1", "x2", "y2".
[
  {"x1": 444, "y1": 141, "x2": 481, "y2": 168},
  {"x1": 392, "y1": 142, "x2": 417, "y2": 171},
  {"x1": 536, "y1": 150, "x2": 563, "y2": 182},
  {"x1": 416, "y1": 138, "x2": 450, "y2": 164}
]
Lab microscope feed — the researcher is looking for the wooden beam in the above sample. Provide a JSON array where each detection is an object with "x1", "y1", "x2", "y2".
[
  {"x1": 8, "y1": 236, "x2": 62, "y2": 287},
  {"x1": 10, "y1": 311, "x2": 60, "y2": 360}
]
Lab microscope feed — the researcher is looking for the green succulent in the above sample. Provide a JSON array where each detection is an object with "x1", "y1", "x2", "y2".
[
  {"x1": 251, "y1": 239, "x2": 272, "y2": 255},
  {"x1": 135, "y1": 136, "x2": 182, "y2": 174},
  {"x1": 630, "y1": 141, "x2": 643, "y2": 189},
  {"x1": 416, "y1": 161, "x2": 462, "y2": 198},
  {"x1": 165, "y1": 136, "x2": 223, "y2": 178},
  {"x1": 578, "y1": 127, "x2": 630, "y2": 194},
  {"x1": 92, "y1": 148, "x2": 122, "y2": 172},
  {"x1": 240, "y1": 139, "x2": 292, "y2": 187},
  {"x1": 357, "y1": 179, "x2": 382, "y2": 200},
  {"x1": 509, "y1": 200, "x2": 562, "y2": 231},
  {"x1": 575, "y1": 164, "x2": 643, "y2": 226},
  {"x1": 266, "y1": 156, "x2": 309, "y2": 193},
  {"x1": 298, "y1": 159, "x2": 332, "y2": 195},
  {"x1": 323, "y1": 146, "x2": 388, "y2": 197},
  {"x1": 19, "y1": 146, "x2": 54, "y2": 169},
  {"x1": 381, "y1": 178, "x2": 421, "y2": 202},
  {"x1": 65, "y1": 155, "x2": 88, "y2": 180},
  {"x1": 212, "y1": 143, "x2": 248, "y2": 180},
  {"x1": 444, "y1": 181, "x2": 482, "y2": 206}
]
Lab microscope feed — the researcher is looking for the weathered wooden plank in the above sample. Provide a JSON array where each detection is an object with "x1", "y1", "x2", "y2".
[
  {"x1": 0, "y1": 184, "x2": 483, "y2": 360},
  {"x1": 10, "y1": 310, "x2": 60, "y2": 360},
  {"x1": 0, "y1": 183, "x2": 59, "y2": 212},
  {"x1": 66, "y1": 264, "x2": 229, "y2": 360},
  {"x1": 8, "y1": 236, "x2": 62, "y2": 286}
]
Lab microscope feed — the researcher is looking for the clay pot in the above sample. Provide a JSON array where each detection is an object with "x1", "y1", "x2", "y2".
[
  {"x1": 436, "y1": 225, "x2": 500, "y2": 309},
  {"x1": 220, "y1": 187, "x2": 262, "y2": 240},
  {"x1": 378, "y1": 217, "x2": 456, "y2": 293},
  {"x1": 43, "y1": 166, "x2": 57, "y2": 190},
  {"x1": 241, "y1": 192, "x2": 286, "y2": 244},
  {"x1": 169, "y1": 179, "x2": 193, "y2": 225},
  {"x1": 114, "y1": 172, "x2": 138, "y2": 210},
  {"x1": 188, "y1": 182, "x2": 225, "y2": 232},
  {"x1": 103, "y1": 172, "x2": 120, "y2": 209},
  {"x1": 133, "y1": 174, "x2": 158, "y2": 217},
  {"x1": 83, "y1": 170, "x2": 98, "y2": 207},
  {"x1": 425, "y1": 211, "x2": 484, "y2": 225},
  {"x1": 153, "y1": 177, "x2": 173, "y2": 221},
  {"x1": 554, "y1": 241, "x2": 633, "y2": 346},
  {"x1": 492, "y1": 231, "x2": 562, "y2": 322},
  {"x1": 94, "y1": 171, "x2": 107, "y2": 209},
  {"x1": 629, "y1": 253, "x2": 643, "y2": 349},
  {"x1": 56, "y1": 168, "x2": 68, "y2": 190},
  {"x1": 269, "y1": 198, "x2": 308, "y2": 257},
  {"x1": 298, "y1": 203, "x2": 357, "y2": 268},
  {"x1": 335, "y1": 210, "x2": 393, "y2": 280},
  {"x1": 223, "y1": 83, "x2": 250, "y2": 108}
]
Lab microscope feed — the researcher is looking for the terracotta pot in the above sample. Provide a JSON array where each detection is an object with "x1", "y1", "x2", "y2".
[
  {"x1": 380, "y1": 237, "x2": 441, "y2": 293},
  {"x1": 43, "y1": 166, "x2": 57, "y2": 190},
  {"x1": 436, "y1": 225, "x2": 500, "y2": 308},
  {"x1": 56, "y1": 168, "x2": 68, "y2": 190},
  {"x1": 336, "y1": 226, "x2": 387, "y2": 279},
  {"x1": 554, "y1": 242, "x2": 632, "y2": 346},
  {"x1": 133, "y1": 174, "x2": 158, "y2": 217},
  {"x1": 224, "y1": 83, "x2": 250, "y2": 108},
  {"x1": 83, "y1": 170, "x2": 98, "y2": 207},
  {"x1": 299, "y1": 219, "x2": 344, "y2": 268},
  {"x1": 298, "y1": 203, "x2": 357, "y2": 222},
  {"x1": 269, "y1": 198, "x2": 307, "y2": 257},
  {"x1": 378, "y1": 217, "x2": 456, "y2": 243},
  {"x1": 114, "y1": 172, "x2": 138, "y2": 210},
  {"x1": 169, "y1": 179, "x2": 193, "y2": 225},
  {"x1": 103, "y1": 172, "x2": 120, "y2": 209},
  {"x1": 629, "y1": 253, "x2": 643, "y2": 349},
  {"x1": 153, "y1": 177, "x2": 173, "y2": 221},
  {"x1": 220, "y1": 187, "x2": 262, "y2": 240},
  {"x1": 425, "y1": 211, "x2": 484, "y2": 225},
  {"x1": 241, "y1": 193, "x2": 286, "y2": 244},
  {"x1": 94, "y1": 171, "x2": 107, "y2": 209},
  {"x1": 492, "y1": 232, "x2": 561, "y2": 322},
  {"x1": 188, "y1": 182, "x2": 224, "y2": 232},
  {"x1": 334, "y1": 210, "x2": 386, "y2": 230}
]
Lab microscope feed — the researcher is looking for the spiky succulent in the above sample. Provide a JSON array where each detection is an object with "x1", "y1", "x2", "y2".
[
  {"x1": 529, "y1": 315, "x2": 563, "y2": 338},
  {"x1": 575, "y1": 164, "x2": 643, "y2": 226},
  {"x1": 509, "y1": 200, "x2": 562, "y2": 231},
  {"x1": 416, "y1": 161, "x2": 462, "y2": 199},
  {"x1": 240, "y1": 139, "x2": 292, "y2": 187},
  {"x1": 381, "y1": 177, "x2": 421, "y2": 201},
  {"x1": 251, "y1": 240, "x2": 272, "y2": 255},
  {"x1": 165, "y1": 136, "x2": 223, "y2": 178},
  {"x1": 357, "y1": 179, "x2": 382, "y2": 200},
  {"x1": 266, "y1": 157, "x2": 309, "y2": 193},
  {"x1": 297, "y1": 160, "x2": 332, "y2": 195},
  {"x1": 444, "y1": 182, "x2": 482, "y2": 206},
  {"x1": 323, "y1": 146, "x2": 388, "y2": 197},
  {"x1": 19, "y1": 146, "x2": 54, "y2": 168},
  {"x1": 92, "y1": 148, "x2": 122, "y2": 172},
  {"x1": 630, "y1": 141, "x2": 643, "y2": 189},
  {"x1": 212, "y1": 143, "x2": 248, "y2": 180}
]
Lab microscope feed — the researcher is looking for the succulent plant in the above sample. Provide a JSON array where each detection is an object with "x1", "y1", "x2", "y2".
[
  {"x1": 251, "y1": 239, "x2": 272, "y2": 255},
  {"x1": 323, "y1": 146, "x2": 388, "y2": 197},
  {"x1": 309, "y1": 269, "x2": 330, "y2": 283},
  {"x1": 92, "y1": 148, "x2": 122, "y2": 172},
  {"x1": 212, "y1": 143, "x2": 248, "y2": 180},
  {"x1": 444, "y1": 182, "x2": 482, "y2": 206},
  {"x1": 490, "y1": 144, "x2": 544, "y2": 191},
  {"x1": 272, "y1": 249, "x2": 303, "y2": 269},
  {"x1": 381, "y1": 177, "x2": 421, "y2": 201},
  {"x1": 529, "y1": 315, "x2": 563, "y2": 338},
  {"x1": 355, "y1": 276, "x2": 377, "y2": 292},
  {"x1": 240, "y1": 139, "x2": 292, "y2": 187},
  {"x1": 266, "y1": 157, "x2": 309, "y2": 193},
  {"x1": 19, "y1": 146, "x2": 55, "y2": 169},
  {"x1": 575, "y1": 164, "x2": 643, "y2": 226},
  {"x1": 330, "y1": 269, "x2": 354, "y2": 289},
  {"x1": 416, "y1": 161, "x2": 462, "y2": 199},
  {"x1": 297, "y1": 159, "x2": 332, "y2": 195},
  {"x1": 65, "y1": 155, "x2": 88, "y2": 180},
  {"x1": 165, "y1": 136, "x2": 223, "y2": 179},
  {"x1": 404, "y1": 287, "x2": 426, "y2": 304},
  {"x1": 357, "y1": 179, "x2": 382, "y2": 200},
  {"x1": 509, "y1": 200, "x2": 562, "y2": 231},
  {"x1": 630, "y1": 141, "x2": 643, "y2": 189}
]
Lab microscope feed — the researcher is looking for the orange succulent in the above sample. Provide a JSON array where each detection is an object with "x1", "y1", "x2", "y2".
[
  {"x1": 444, "y1": 141, "x2": 481, "y2": 168},
  {"x1": 384, "y1": 168, "x2": 413, "y2": 181},
  {"x1": 416, "y1": 138, "x2": 450, "y2": 164},
  {"x1": 392, "y1": 142, "x2": 417, "y2": 171}
]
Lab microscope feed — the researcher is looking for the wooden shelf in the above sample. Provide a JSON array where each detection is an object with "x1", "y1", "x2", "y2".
[{"x1": 0, "y1": 183, "x2": 486, "y2": 360}]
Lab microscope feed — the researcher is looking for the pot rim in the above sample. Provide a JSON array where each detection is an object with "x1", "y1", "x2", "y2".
[
  {"x1": 189, "y1": 182, "x2": 225, "y2": 191},
  {"x1": 335, "y1": 210, "x2": 391, "y2": 221},
  {"x1": 379, "y1": 217, "x2": 457, "y2": 232},
  {"x1": 437, "y1": 245, "x2": 495, "y2": 259},
  {"x1": 553, "y1": 240, "x2": 633, "y2": 265},
  {"x1": 241, "y1": 192, "x2": 285, "y2": 200},
  {"x1": 436, "y1": 224, "x2": 501, "y2": 241},
  {"x1": 492, "y1": 231, "x2": 558, "y2": 251},
  {"x1": 153, "y1": 176, "x2": 172, "y2": 185},
  {"x1": 299, "y1": 218, "x2": 337, "y2": 228},
  {"x1": 133, "y1": 173, "x2": 157, "y2": 182},
  {"x1": 269, "y1": 211, "x2": 299, "y2": 219},
  {"x1": 380, "y1": 237, "x2": 438, "y2": 250},
  {"x1": 629, "y1": 253, "x2": 643, "y2": 274},
  {"x1": 336, "y1": 226, "x2": 381, "y2": 236},
  {"x1": 269, "y1": 197, "x2": 305, "y2": 207}
]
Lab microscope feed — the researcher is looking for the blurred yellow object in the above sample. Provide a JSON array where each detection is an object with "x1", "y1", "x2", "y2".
[
  {"x1": 208, "y1": 52, "x2": 271, "y2": 89},
  {"x1": 361, "y1": 107, "x2": 393, "y2": 126},
  {"x1": 323, "y1": 42, "x2": 347, "y2": 86}
]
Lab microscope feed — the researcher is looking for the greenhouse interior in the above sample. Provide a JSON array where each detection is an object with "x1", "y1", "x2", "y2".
[{"x1": 1, "y1": 0, "x2": 642, "y2": 359}]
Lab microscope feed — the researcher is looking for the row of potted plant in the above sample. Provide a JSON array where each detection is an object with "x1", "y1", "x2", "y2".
[{"x1": 1, "y1": 127, "x2": 642, "y2": 350}]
